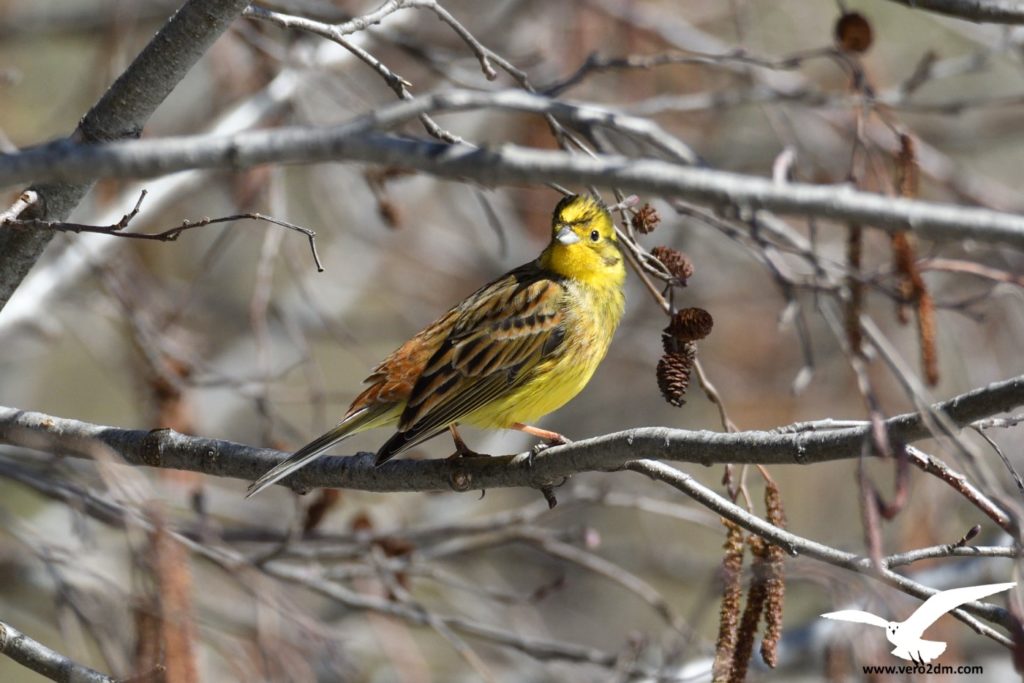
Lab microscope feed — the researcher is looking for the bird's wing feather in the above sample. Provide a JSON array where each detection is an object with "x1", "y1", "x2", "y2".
[
  {"x1": 820, "y1": 610, "x2": 890, "y2": 628},
  {"x1": 382, "y1": 270, "x2": 566, "y2": 459},
  {"x1": 374, "y1": 373, "x2": 514, "y2": 464},
  {"x1": 349, "y1": 307, "x2": 462, "y2": 410},
  {"x1": 902, "y1": 582, "x2": 1016, "y2": 636}
]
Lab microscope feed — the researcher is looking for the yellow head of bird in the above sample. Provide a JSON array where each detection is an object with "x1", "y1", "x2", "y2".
[{"x1": 540, "y1": 195, "x2": 625, "y2": 287}]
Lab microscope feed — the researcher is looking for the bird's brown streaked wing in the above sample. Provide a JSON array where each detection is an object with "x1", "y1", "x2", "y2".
[
  {"x1": 345, "y1": 307, "x2": 461, "y2": 414},
  {"x1": 380, "y1": 272, "x2": 568, "y2": 459},
  {"x1": 374, "y1": 372, "x2": 517, "y2": 462}
]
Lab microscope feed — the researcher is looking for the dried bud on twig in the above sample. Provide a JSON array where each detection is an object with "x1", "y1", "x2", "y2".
[
  {"x1": 835, "y1": 12, "x2": 873, "y2": 53},
  {"x1": 651, "y1": 245, "x2": 694, "y2": 285},
  {"x1": 631, "y1": 203, "x2": 661, "y2": 234},
  {"x1": 896, "y1": 134, "x2": 919, "y2": 199},
  {"x1": 955, "y1": 524, "x2": 982, "y2": 548}
]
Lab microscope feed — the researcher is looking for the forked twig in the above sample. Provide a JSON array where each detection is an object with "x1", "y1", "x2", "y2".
[{"x1": 1, "y1": 190, "x2": 324, "y2": 272}]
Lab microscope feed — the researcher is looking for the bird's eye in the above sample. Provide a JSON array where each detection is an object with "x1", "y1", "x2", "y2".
[{"x1": 590, "y1": 230, "x2": 600, "y2": 242}]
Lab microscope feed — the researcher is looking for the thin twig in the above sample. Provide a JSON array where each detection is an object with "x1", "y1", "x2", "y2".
[
  {"x1": 624, "y1": 460, "x2": 1014, "y2": 646},
  {"x1": 3, "y1": 190, "x2": 324, "y2": 272},
  {"x1": 244, "y1": 4, "x2": 461, "y2": 143}
]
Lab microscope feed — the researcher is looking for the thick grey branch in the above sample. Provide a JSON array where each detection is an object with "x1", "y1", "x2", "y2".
[
  {"x1": 3, "y1": 90, "x2": 1024, "y2": 247},
  {"x1": 0, "y1": 0, "x2": 252, "y2": 312},
  {"x1": 0, "y1": 620, "x2": 114, "y2": 683},
  {"x1": 885, "y1": 0, "x2": 1024, "y2": 23},
  {"x1": 0, "y1": 374, "x2": 1020, "y2": 494}
]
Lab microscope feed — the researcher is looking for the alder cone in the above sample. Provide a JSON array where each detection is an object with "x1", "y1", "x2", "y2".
[
  {"x1": 835, "y1": 12, "x2": 872, "y2": 53},
  {"x1": 664, "y1": 307, "x2": 713, "y2": 348},
  {"x1": 657, "y1": 342, "x2": 696, "y2": 407},
  {"x1": 651, "y1": 246, "x2": 694, "y2": 284},
  {"x1": 631, "y1": 203, "x2": 661, "y2": 234}
]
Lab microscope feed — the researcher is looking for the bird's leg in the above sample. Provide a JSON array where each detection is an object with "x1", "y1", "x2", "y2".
[
  {"x1": 512, "y1": 422, "x2": 570, "y2": 444},
  {"x1": 508, "y1": 423, "x2": 571, "y2": 507},
  {"x1": 511, "y1": 422, "x2": 572, "y2": 469},
  {"x1": 447, "y1": 424, "x2": 487, "y2": 460}
]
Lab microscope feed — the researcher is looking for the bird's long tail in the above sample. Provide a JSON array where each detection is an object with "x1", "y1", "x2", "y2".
[{"x1": 246, "y1": 404, "x2": 395, "y2": 497}]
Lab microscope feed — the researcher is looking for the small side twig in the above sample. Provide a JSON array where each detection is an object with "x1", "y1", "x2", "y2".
[
  {"x1": 693, "y1": 357, "x2": 738, "y2": 433},
  {"x1": 0, "y1": 189, "x2": 38, "y2": 222},
  {"x1": 905, "y1": 445, "x2": 1013, "y2": 533},
  {"x1": 244, "y1": 4, "x2": 462, "y2": 143},
  {"x1": 1, "y1": 190, "x2": 324, "y2": 272}
]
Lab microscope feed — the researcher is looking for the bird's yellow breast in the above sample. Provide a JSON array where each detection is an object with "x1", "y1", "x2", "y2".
[{"x1": 463, "y1": 278, "x2": 624, "y2": 429}]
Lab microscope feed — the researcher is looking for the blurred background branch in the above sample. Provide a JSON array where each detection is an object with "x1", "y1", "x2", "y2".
[
  {"x1": 882, "y1": 0, "x2": 1024, "y2": 24},
  {"x1": 0, "y1": 0, "x2": 253, "y2": 311},
  {"x1": 0, "y1": 620, "x2": 116, "y2": 683}
]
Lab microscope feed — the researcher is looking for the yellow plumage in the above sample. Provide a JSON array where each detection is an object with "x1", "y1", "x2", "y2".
[{"x1": 247, "y1": 194, "x2": 626, "y2": 496}]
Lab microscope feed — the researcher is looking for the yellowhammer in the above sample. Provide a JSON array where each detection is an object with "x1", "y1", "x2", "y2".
[{"x1": 248, "y1": 194, "x2": 626, "y2": 496}]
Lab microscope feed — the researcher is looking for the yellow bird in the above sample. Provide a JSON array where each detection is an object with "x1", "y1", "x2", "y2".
[{"x1": 247, "y1": 194, "x2": 626, "y2": 496}]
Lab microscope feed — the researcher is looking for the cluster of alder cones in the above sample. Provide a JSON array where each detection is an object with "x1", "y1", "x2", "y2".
[
  {"x1": 657, "y1": 305, "x2": 713, "y2": 406},
  {"x1": 647, "y1": 237, "x2": 712, "y2": 406}
]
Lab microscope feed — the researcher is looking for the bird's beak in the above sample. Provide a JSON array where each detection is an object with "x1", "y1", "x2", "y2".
[{"x1": 556, "y1": 226, "x2": 580, "y2": 245}]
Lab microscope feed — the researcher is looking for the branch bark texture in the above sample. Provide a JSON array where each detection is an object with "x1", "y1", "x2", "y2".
[
  {"x1": 0, "y1": 621, "x2": 114, "y2": 683},
  {"x1": 0, "y1": 0, "x2": 252, "y2": 312},
  {"x1": 885, "y1": 0, "x2": 1024, "y2": 23},
  {"x1": 3, "y1": 90, "x2": 1024, "y2": 248},
  {"x1": 1, "y1": 374, "x2": 1020, "y2": 495}
]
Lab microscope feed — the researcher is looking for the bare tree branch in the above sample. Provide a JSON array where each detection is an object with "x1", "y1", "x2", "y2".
[
  {"x1": 884, "y1": 0, "x2": 1024, "y2": 24},
  {"x1": 4, "y1": 90, "x2": 1024, "y2": 248},
  {"x1": 0, "y1": 0, "x2": 253, "y2": 312},
  {"x1": 0, "y1": 620, "x2": 115, "y2": 683},
  {"x1": 624, "y1": 460, "x2": 1013, "y2": 645},
  {"x1": 0, "y1": 374, "x2": 1020, "y2": 494}
]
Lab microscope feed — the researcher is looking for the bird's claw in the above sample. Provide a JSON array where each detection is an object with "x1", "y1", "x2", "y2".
[
  {"x1": 527, "y1": 443, "x2": 546, "y2": 469},
  {"x1": 537, "y1": 476, "x2": 570, "y2": 509},
  {"x1": 447, "y1": 445, "x2": 489, "y2": 461},
  {"x1": 540, "y1": 485, "x2": 558, "y2": 509},
  {"x1": 527, "y1": 436, "x2": 572, "y2": 469}
]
